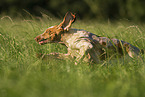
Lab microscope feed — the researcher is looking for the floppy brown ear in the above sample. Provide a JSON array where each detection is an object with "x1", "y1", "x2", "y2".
[{"x1": 58, "y1": 12, "x2": 76, "y2": 31}]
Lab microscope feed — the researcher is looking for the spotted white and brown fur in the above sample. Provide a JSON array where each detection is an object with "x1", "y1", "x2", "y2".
[{"x1": 35, "y1": 12, "x2": 143, "y2": 64}]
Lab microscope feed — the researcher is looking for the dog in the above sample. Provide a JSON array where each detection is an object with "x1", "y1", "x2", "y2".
[{"x1": 35, "y1": 12, "x2": 143, "y2": 64}]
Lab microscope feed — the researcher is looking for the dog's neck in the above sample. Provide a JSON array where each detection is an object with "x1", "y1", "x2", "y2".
[
  {"x1": 59, "y1": 28, "x2": 78, "y2": 47},
  {"x1": 60, "y1": 28, "x2": 76, "y2": 40}
]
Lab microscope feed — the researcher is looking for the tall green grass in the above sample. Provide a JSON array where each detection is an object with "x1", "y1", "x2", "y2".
[{"x1": 0, "y1": 15, "x2": 145, "y2": 97}]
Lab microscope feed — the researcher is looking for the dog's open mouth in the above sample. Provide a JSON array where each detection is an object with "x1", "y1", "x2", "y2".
[{"x1": 39, "y1": 39, "x2": 49, "y2": 45}]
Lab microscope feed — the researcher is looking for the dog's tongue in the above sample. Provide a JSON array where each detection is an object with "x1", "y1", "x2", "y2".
[{"x1": 39, "y1": 41, "x2": 44, "y2": 45}]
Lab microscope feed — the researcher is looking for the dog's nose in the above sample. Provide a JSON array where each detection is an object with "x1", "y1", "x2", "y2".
[
  {"x1": 35, "y1": 37, "x2": 38, "y2": 42},
  {"x1": 35, "y1": 35, "x2": 42, "y2": 42}
]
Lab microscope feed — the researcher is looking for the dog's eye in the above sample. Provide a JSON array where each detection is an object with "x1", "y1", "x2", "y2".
[{"x1": 45, "y1": 30, "x2": 50, "y2": 33}]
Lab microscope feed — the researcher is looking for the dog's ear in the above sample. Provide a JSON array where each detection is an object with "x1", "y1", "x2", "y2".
[{"x1": 58, "y1": 12, "x2": 76, "y2": 31}]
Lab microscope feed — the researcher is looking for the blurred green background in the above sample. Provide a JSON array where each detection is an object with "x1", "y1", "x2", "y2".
[{"x1": 1, "y1": 0, "x2": 145, "y2": 21}]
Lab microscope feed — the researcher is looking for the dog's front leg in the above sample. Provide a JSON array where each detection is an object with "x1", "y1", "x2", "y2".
[
  {"x1": 72, "y1": 40, "x2": 95, "y2": 64},
  {"x1": 36, "y1": 53, "x2": 71, "y2": 61}
]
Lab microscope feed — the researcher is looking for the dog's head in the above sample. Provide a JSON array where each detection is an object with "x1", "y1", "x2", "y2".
[{"x1": 35, "y1": 12, "x2": 76, "y2": 45}]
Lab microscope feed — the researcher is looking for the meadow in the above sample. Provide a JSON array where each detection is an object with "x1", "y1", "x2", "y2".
[{"x1": 0, "y1": 14, "x2": 145, "y2": 97}]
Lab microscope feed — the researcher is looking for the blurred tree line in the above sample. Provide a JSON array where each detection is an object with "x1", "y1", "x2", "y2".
[{"x1": 0, "y1": 0, "x2": 145, "y2": 21}]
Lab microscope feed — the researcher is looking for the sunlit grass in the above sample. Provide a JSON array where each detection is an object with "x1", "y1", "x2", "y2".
[{"x1": 0, "y1": 15, "x2": 145, "y2": 97}]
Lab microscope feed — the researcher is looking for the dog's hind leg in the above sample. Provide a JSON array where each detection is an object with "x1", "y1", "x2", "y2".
[
  {"x1": 119, "y1": 42, "x2": 144, "y2": 63},
  {"x1": 122, "y1": 43, "x2": 140, "y2": 58}
]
